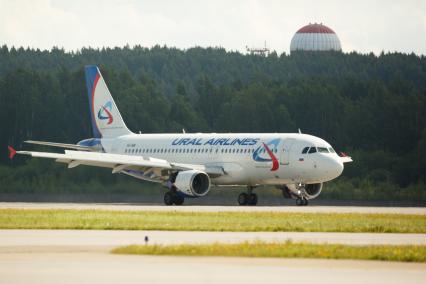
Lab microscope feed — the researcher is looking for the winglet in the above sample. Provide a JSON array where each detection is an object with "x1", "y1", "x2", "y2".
[
  {"x1": 8, "y1": 146, "x2": 16, "y2": 159},
  {"x1": 339, "y1": 152, "x2": 353, "y2": 163}
]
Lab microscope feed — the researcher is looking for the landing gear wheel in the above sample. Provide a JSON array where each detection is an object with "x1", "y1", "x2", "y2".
[
  {"x1": 238, "y1": 193, "x2": 248, "y2": 206},
  {"x1": 174, "y1": 195, "x2": 184, "y2": 205},
  {"x1": 164, "y1": 192, "x2": 174, "y2": 206},
  {"x1": 248, "y1": 193, "x2": 258, "y2": 206},
  {"x1": 296, "y1": 198, "x2": 308, "y2": 206}
]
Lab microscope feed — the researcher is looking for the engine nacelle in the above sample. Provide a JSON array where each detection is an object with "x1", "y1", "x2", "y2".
[
  {"x1": 301, "y1": 183, "x2": 323, "y2": 199},
  {"x1": 174, "y1": 170, "x2": 211, "y2": 197},
  {"x1": 285, "y1": 183, "x2": 323, "y2": 200}
]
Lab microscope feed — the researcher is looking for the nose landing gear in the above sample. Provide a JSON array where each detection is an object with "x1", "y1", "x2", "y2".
[
  {"x1": 238, "y1": 186, "x2": 258, "y2": 206},
  {"x1": 280, "y1": 184, "x2": 310, "y2": 206},
  {"x1": 295, "y1": 184, "x2": 309, "y2": 206},
  {"x1": 296, "y1": 197, "x2": 308, "y2": 206}
]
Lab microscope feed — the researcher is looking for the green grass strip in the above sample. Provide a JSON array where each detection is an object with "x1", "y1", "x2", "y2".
[
  {"x1": 112, "y1": 241, "x2": 426, "y2": 262},
  {"x1": 0, "y1": 209, "x2": 425, "y2": 233}
]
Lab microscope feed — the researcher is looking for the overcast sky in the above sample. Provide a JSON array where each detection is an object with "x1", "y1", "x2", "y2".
[{"x1": 1, "y1": 0, "x2": 425, "y2": 55}]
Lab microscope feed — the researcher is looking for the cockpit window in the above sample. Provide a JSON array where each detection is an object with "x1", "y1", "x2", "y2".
[
  {"x1": 328, "y1": 147, "x2": 336, "y2": 153},
  {"x1": 308, "y1": 147, "x2": 317, "y2": 154},
  {"x1": 317, "y1": 147, "x2": 329, "y2": 153},
  {"x1": 301, "y1": 147, "x2": 309, "y2": 154}
]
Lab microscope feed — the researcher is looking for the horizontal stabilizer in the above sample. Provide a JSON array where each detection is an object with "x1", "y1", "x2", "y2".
[{"x1": 24, "y1": 140, "x2": 92, "y2": 151}]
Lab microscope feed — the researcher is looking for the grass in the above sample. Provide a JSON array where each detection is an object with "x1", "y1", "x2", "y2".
[
  {"x1": 0, "y1": 209, "x2": 425, "y2": 233},
  {"x1": 111, "y1": 241, "x2": 426, "y2": 263}
]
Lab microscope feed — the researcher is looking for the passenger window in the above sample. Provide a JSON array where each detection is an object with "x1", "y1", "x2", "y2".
[{"x1": 308, "y1": 147, "x2": 317, "y2": 154}]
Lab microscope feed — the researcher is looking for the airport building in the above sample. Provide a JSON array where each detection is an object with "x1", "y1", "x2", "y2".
[{"x1": 290, "y1": 23, "x2": 342, "y2": 52}]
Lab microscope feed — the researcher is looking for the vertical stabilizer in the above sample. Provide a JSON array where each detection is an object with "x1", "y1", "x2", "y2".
[{"x1": 84, "y1": 66, "x2": 132, "y2": 138}]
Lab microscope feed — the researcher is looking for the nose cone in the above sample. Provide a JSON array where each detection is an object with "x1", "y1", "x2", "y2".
[{"x1": 322, "y1": 156, "x2": 344, "y2": 181}]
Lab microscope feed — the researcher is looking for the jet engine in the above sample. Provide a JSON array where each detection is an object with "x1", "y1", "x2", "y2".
[
  {"x1": 284, "y1": 183, "x2": 323, "y2": 200},
  {"x1": 174, "y1": 170, "x2": 211, "y2": 197},
  {"x1": 302, "y1": 183, "x2": 323, "y2": 199}
]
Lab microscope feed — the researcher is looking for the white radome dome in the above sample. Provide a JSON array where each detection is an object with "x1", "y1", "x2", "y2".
[{"x1": 290, "y1": 23, "x2": 342, "y2": 52}]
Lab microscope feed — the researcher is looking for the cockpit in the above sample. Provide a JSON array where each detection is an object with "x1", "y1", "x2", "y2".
[{"x1": 301, "y1": 146, "x2": 336, "y2": 154}]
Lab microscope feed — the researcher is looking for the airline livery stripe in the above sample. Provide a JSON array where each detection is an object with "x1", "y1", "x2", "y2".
[
  {"x1": 262, "y1": 142, "x2": 279, "y2": 171},
  {"x1": 91, "y1": 73, "x2": 101, "y2": 137}
]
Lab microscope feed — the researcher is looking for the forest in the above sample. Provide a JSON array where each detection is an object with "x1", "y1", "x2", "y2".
[{"x1": 0, "y1": 45, "x2": 425, "y2": 201}]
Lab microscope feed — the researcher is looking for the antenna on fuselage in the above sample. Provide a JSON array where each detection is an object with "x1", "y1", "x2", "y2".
[
  {"x1": 182, "y1": 128, "x2": 186, "y2": 134},
  {"x1": 298, "y1": 128, "x2": 302, "y2": 134}
]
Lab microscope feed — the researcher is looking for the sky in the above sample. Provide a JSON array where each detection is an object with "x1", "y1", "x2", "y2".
[{"x1": 1, "y1": 0, "x2": 425, "y2": 55}]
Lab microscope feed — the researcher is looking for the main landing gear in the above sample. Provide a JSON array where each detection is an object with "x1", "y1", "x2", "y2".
[
  {"x1": 238, "y1": 186, "x2": 258, "y2": 206},
  {"x1": 164, "y1": 189, "x2": 184, "y2": 206},
  {"x1": 164, "y1": 173, "x2": 184, "y2": 206}
]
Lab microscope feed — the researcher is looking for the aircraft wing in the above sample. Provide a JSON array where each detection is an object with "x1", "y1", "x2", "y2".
[
  {"x1": 15, "y1": 149, "x2": 224, "y2": 182},
  {"x1": 340, "y1": 156, "x2": 353, "y2": 163}
]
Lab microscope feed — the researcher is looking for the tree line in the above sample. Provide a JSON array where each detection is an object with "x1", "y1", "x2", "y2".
[{"x1": 0, "y1": 45, "x2": 425, "y2": 200}]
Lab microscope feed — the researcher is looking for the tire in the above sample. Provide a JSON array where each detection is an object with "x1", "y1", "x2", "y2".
[
  {"x1": 174, "y1": 195, "x2": 185, "y2": 205},
  {"x1": 248, "y1": 193, "x2": 258, "y2": 206},
  {"x1": 238, "y1": 193, "x2": 248, "y2": 206},
  {"x1": 164, "y1": 192, "x2": 174, "y2": 206},
  {"x1": 303, "y1": 199, "x2": 309, "y2": 206},
  {"x1": 296, "y1": 198, "x2": 303, "y2": 206}
]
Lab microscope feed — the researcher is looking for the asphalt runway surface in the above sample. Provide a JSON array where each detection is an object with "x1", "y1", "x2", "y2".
[
  {"x1": 1, "y1": 252, "x2": 425, "y2": 284},
  {"x1": 1, "y1": 230, "x2": 426, "y2": 249},
  {"x1": 1, "y1": 202, "x2": 425, "y2": 214},
  {"x1": 1, "y1": 203, "x2": 425, "y2": 283}
]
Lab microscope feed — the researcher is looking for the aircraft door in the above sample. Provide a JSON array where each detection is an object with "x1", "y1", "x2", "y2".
[{"x1": 280, "y1": 138, "x2": 295, "y2": 165}]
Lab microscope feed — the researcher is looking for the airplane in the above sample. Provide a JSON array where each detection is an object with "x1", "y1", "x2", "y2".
[{"x1": 8, "y1": 65, "x2": 352, "y2": 206}]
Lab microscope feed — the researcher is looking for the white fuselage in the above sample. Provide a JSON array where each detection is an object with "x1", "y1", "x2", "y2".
[{"x1": 99, "y1": 132, "x2": 344, "y2": 186}]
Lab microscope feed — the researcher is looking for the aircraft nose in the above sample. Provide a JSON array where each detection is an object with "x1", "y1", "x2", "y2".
[
  {"x1": 333, "y1": 157, "x2": 344, "y2": 177},
  {"x1": 323, "y1": 156, "x2": 344, "y2": 180}
]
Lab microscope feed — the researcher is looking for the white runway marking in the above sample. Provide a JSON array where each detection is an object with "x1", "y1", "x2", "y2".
[{"x1": 1, "y1": 202, "x2": 425, "y2": 214}]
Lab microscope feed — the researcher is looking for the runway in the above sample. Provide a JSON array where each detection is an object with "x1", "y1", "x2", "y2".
[
  {"x1": 2, "y1": 230, "x2": 426, "y2": 252},
  {"x1": 1, "y1": 202, "x2": 425, "y2": 214},
  {"x1": 1, "y1": 203, "x2": 425, "y2": 283},
  {"x1": 1, "y1": 252, "x2": 425, "y2": 284}
]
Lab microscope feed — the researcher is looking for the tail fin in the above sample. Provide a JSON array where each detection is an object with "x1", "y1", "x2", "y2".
[{"x1": 84, "y1": 66, "x2": 132, "y2": 138}]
